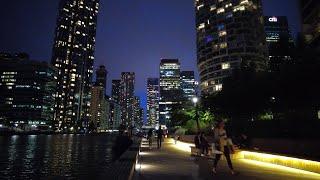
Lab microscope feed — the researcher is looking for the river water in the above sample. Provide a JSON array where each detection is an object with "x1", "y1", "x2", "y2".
[{"x1": 0, "y1": 134, "x2": 117, "y2": 179}]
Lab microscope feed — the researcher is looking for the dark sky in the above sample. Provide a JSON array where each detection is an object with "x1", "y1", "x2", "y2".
[{"x1": 0, "y1": 0, "x2": 300, "y2": 113}]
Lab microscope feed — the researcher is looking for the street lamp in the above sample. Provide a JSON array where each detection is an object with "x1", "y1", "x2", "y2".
[
  {"x1": 192, "y1": 96, "x2": 200, "y2": 133},
  {"x1": 192, "y1": 97, "x2": 198, "y2": 104}
]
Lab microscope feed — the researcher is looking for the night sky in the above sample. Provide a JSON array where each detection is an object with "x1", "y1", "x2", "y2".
[{"x1": 0, "y1": 0, "x2": 300, "y2": 113}]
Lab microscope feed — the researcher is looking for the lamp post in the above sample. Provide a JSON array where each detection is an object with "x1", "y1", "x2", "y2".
[{"x1": 192, "y1": 97, "x2": 200, "y2": 133}]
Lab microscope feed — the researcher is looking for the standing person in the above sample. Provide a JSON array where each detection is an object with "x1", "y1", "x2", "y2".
[
  {"x1": 200, "y1": 132, "x2": 209, "y2": 156},
  {"x1": 194, "y1": 132, "x2": 201, "y2": 155},
  {"x1": 194, "y1": 132, "x2": 201, "y2": 149},
  {"x1": 157, "y1": 128, "x2": 163, "y2": 149},
  {"x1": 212, "y1": 120, "x2": 235, "y2": 175},
  {"x1": 147, "y1": 129, "x2": 153, "y2": 149}
]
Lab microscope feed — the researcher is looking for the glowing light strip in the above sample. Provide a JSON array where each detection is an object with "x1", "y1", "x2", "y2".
[
  {"x1": 240, "y1": 159, "x2": 320, "y2": 178},
  {"x1": 239, "y1": 151, "x2": 320, "y2": 174},
  {"x1": 172, "y1": 139, "x2": 320, "y2": 174}
]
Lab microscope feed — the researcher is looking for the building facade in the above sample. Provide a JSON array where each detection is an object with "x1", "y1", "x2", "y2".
[
  {"x1": 159, "y1": 59, "x2": 182, "y2": 126},
  {"x1": 109, "y1": 100, "x2": 121, "y2": 130},
  {"x1": 147, "y1": 78, "x2": 160, "y2": 127},
  {"x1": 133, "y1": 96, "x2": 143, "y2": 128},
  {"x1": 0, "y1": 53, "x2": 56, "y2": 131},
  {"x1": 300, "y1": 0, "x2": 320, "y2": 49},
  {"x1": 264, "y1": 16, "x2": 295, "y2": 71},
  {"x1": 180, "y1": 71, "x2": 196, "y2": 101},
  {"x1": 111, "y1": 80, "x2": 121, "y2": 103},
  {"x1": 95, "y1": 65, "x2": 107, "y2": 90},
  {"x1": 89, "y1": 85, "x2": 108, "y2": 132},
  {"x1": 120, "y1": 72, "x2": 135, "y2": 126},
  {"x1": 195, "y1": 0, "x2": 268, "y2": 94},
  {"x1": 51, "y1": 0, "x2": 100, "y2": 130}
]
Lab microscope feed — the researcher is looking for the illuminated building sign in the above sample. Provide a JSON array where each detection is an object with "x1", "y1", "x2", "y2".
[{"x1": 269, "y1": 16, "x2": 278, "y2": 22}]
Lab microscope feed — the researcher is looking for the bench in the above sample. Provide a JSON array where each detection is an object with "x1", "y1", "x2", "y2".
[{"x1": 191, "y1": 146, "x2": 223, "y2": 158}]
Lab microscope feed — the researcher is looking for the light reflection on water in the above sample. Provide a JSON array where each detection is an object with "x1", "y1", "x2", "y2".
[{"x1": 0, "y1": 134, "x2": 115, "y2": 179}]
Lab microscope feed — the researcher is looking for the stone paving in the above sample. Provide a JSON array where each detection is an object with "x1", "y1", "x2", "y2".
[{"x1": 133, "y1": 138, "x2": 320, "y2": 180}]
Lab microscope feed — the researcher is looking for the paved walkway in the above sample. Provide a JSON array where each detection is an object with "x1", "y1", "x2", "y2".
[{"x1": 134, "y1": 138, "x2": 320, "y2": 180}]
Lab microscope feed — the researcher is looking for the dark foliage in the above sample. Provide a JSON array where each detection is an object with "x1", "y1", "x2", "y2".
[{"x1": 203, "y1": 47, "x2": 320, "y2": 138}]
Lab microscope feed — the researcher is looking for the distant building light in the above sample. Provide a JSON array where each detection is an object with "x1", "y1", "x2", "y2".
[
  {"x1": 268, "y1": 16, "x2": 278, "y2": 22},
  {"x1": 222, "y1": 63, "x2": 231, "y2": 69}
]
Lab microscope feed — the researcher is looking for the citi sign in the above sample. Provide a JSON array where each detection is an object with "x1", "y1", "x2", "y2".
[{"x1": 268, "y1": 16, "x2": 278, "y2": 22}]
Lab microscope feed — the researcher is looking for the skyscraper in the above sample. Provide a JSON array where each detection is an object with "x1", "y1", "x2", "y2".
[
  {"x1": 0, "y1": 53, "x2": 56, "y2": 131},
  {"x1": 111, "y1": 80, "x2": 121, "y2": 103},
  {"x1": 147, "y1": 78, "x2": 160, "y2": 127},
  {"x1": 95, "y1": 65, "x2": 107, "y2": 90},
  {"x1": 300, "y1": 0, "x2": 319, "y2": 49},
  {"x1": 51, "y1": 0, "x2": 100, "y2": 130},
  {"x1": 264, "y1": 16, "x2": 295, "y2": 71},
  {"x1": 89, "y1": 85, "x2": 108, "y2": 132},
  {"x1": 120, "y1": 72, "x2": 135, "y2": 126},
  {"x1": 195, "y1": 0, "x2": 268, "y2": 94},
  {"x1": 159, "y1": 59, "x2": 182, "y2": 127},
  {"x1": 109, "y1": 100, "x2": 121, "y2": 130},
  {"x1": 180, "y1": 71, "x2": 196, "y2": 101},
  {"x1": 133, "y1": 96, "x2": 143, "y2": 128}
]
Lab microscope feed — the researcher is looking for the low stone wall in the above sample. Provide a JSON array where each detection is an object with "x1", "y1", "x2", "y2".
[
  {"x1": 105, "y1": 137, "x2": 141, "y2": 180},
  {"x1": 178, "y1": 135, "x2": 320, "y2": 174}
]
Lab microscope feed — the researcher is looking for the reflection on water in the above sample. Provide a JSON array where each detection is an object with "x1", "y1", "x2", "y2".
[{"x1": 0, "y1": 134, "x2": 115, "y2": 179}]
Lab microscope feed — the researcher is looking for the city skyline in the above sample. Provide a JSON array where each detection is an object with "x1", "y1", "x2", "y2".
[
  {"x1": 0, "y1": 0, "x2": 301, "y2": 110},
  {"x1": 0, "y1": 1, "x2": 319, "y2": 179}
]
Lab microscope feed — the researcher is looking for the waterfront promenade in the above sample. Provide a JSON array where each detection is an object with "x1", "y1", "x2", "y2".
[{"x1": 134, "y1": 138, "x2": 320, "y2": 180}]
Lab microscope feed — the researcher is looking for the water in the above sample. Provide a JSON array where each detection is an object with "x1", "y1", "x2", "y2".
[{"x1": 0, "y1": 134, "x2": 116, "y2": 179}]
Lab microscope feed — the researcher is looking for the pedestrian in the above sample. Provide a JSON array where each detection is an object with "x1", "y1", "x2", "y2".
[
  {"x1": 200, "y1": 132, "x2": 209, "y2": 156},
  {"x1": 194, "y1": 132, "x2": 201, "y2": 149},
  {"x1": 157, "y1": 128, "x2": 163, "y2": 149},
  {"x1": 147, "y1": 129, "x2": 153, "y2": 149},
  {"x1": 194, "y1": 132, "x2": 201, "y2": 156},
  {"x1": 212, "y1": 120, "x2": 236, "y2": 175}
]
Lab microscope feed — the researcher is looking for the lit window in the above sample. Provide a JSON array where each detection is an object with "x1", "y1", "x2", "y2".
[
  {"x1": 210, "y1": 5, "x2": 216, "y2": 11},
  {"x1": 222, "y1": 63, "x2": 230, "y2": 69},
  {"x1": 220, "y1": 42, "x2": 227, "y2": 48},
  {"x1": 197, "y1": 23, "x2": 205, "y2": 30},
  {"x1": 197, "y1": 4, "x2": 204, "y2": 10},
  {"x1": 215, "y1": 84, "x2": 223, "y2": 91},
  {"x1": 240, "y1": 0, "x2": 249, "y2": 5},
  {"x1": 219, "y1": 31, "x2": 227, "y2": 37},
  {"x1": 217, "y1": 8, "x2": 225, "y2": 14},
  {"x1": 225, "y1": 3, "x2": 233, "y2": 8},
  {"x1": 233, "y1": 6, "x2": 245, "y2": 12}
]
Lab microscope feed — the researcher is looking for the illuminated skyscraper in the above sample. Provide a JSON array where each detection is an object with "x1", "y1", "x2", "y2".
[
  {"x1": 51, "y1": 0, "x2": 100, "y2": 130},
  {"x1": 0, "y1": 53, "x2": 56, "y2": 130},
  {"x1": 133, "y1": 96, "x2": 143, "y2": 128},
  {"x1": 120, "y1": 72, "x2": 135, "y2": 126},
  {"x1": 111, "y1": 80, "x2": 121, "y2": 103},
  {"x1": 264, "y1": 16, "x2": 294, "y2": 71},
  {"x1": 147, "y1": 78, "x2": 159, "y2": 127},
  {"x1": 195, "y1": 0, "x2": 267, "y2": 94},
  {"x1": 159, "y1": 59, "x2": 182, "y2": 126},
  {"x1": 109, "y1": 99, "x2": 121, "y2": 130},
  {"x1": 180, "y1": 71, "x2": 196, "y2": 100},
  {"x1": 89, "y1": 85, "x2": 108, "y2": 132}
]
